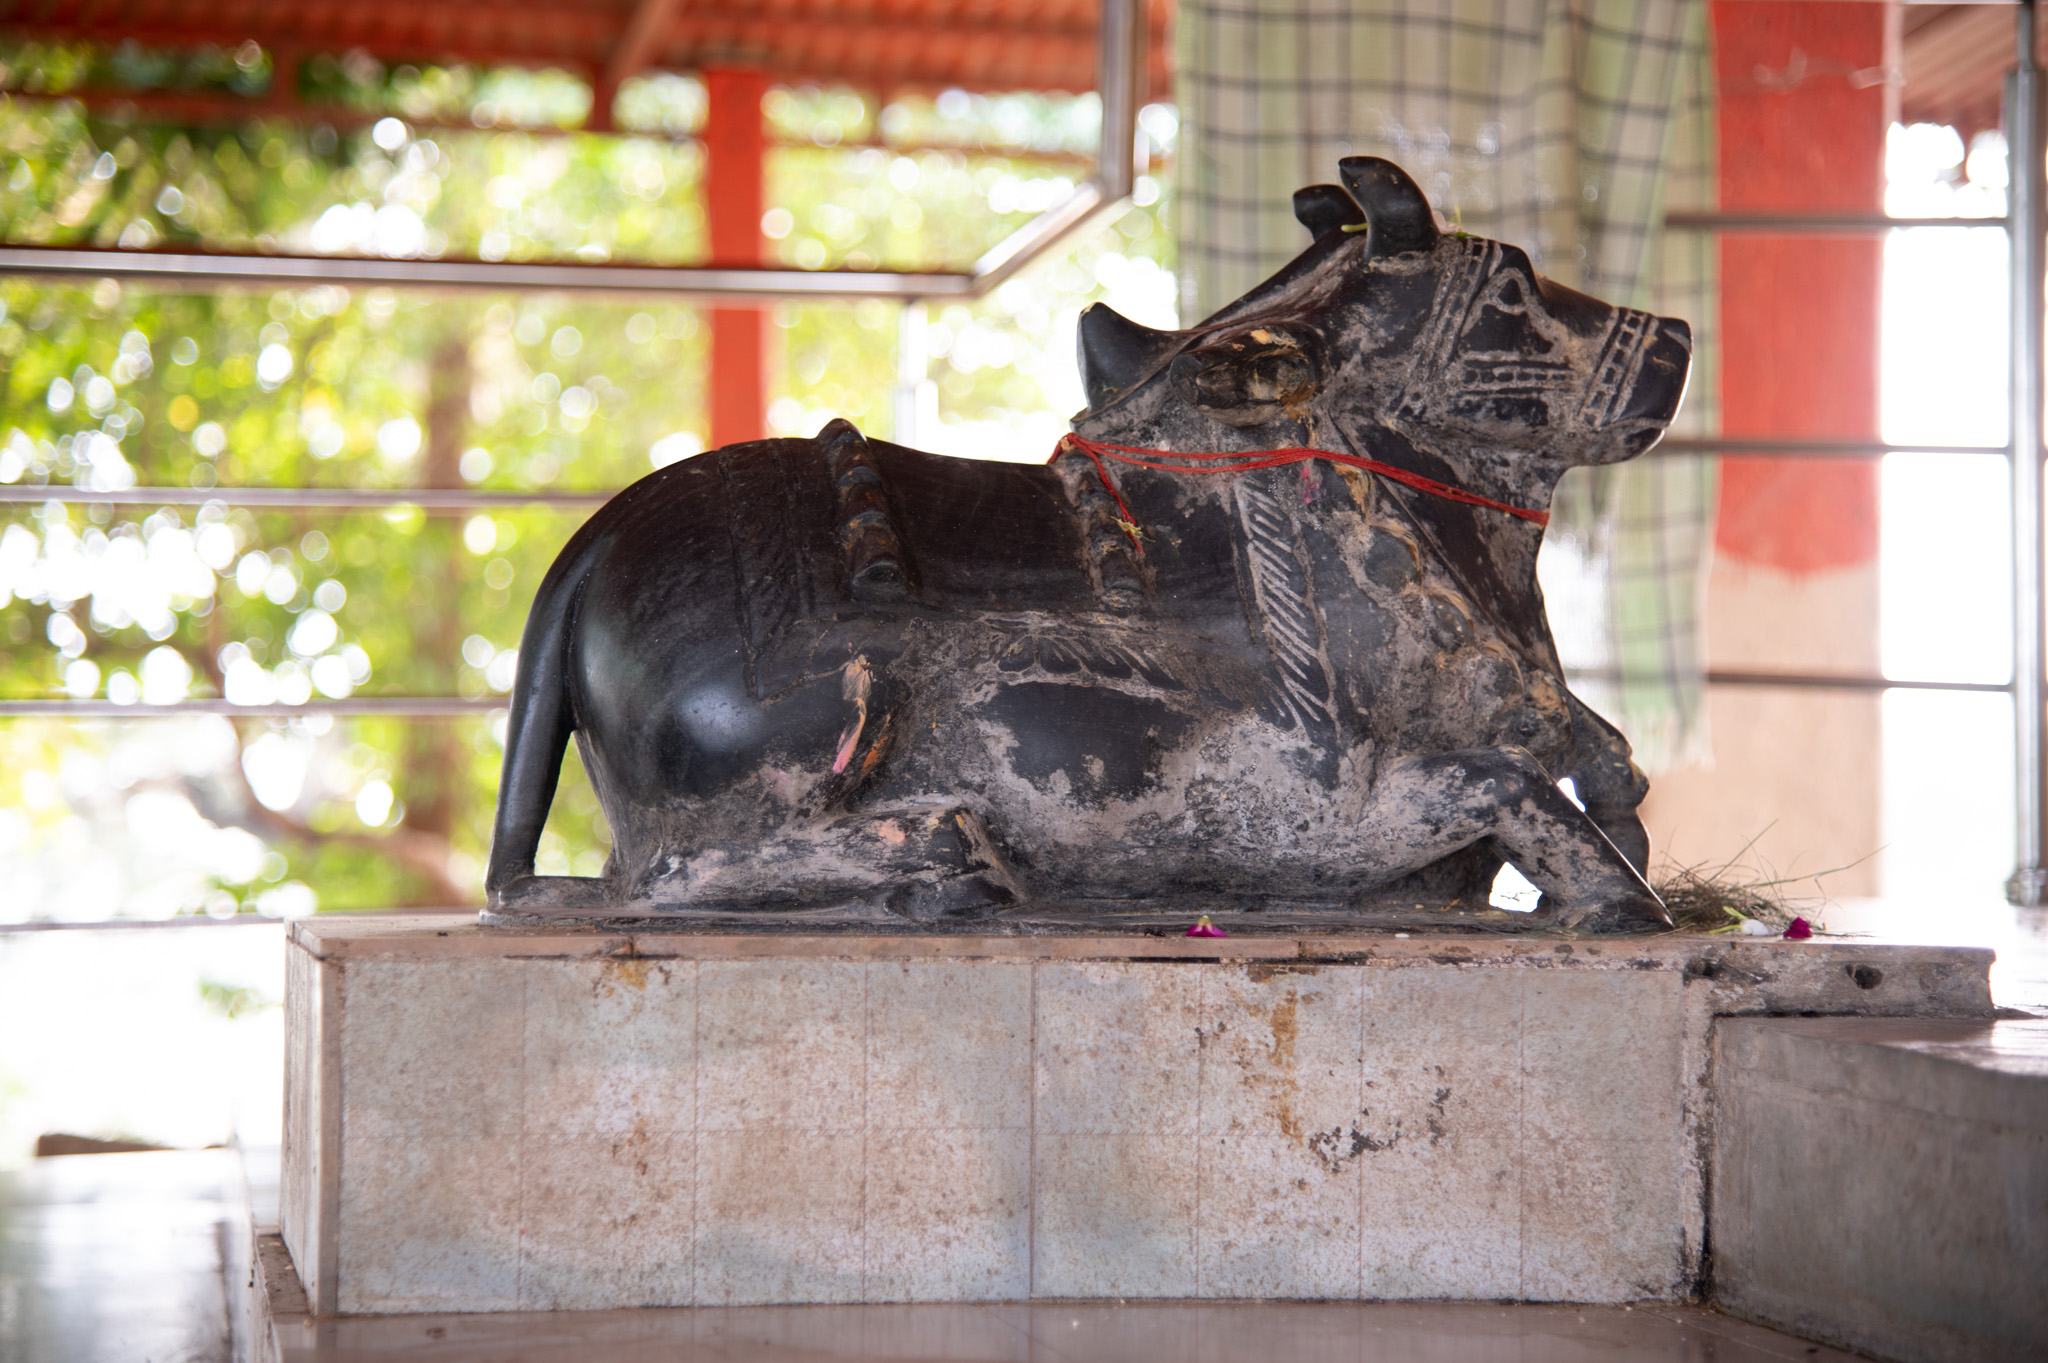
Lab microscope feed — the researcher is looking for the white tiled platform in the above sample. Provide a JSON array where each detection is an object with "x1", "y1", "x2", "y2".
[{"x1": 282, "y1": 915, "x2": 1993, "y2": 1316}]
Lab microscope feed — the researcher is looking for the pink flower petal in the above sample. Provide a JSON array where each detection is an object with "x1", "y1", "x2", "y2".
[
  {"x1": 1185, "y1": 916, "x2": 1227, "y2": 938},
  {"x1": 1782, "y1": 916, "x2": 1813, "y2": 940}
]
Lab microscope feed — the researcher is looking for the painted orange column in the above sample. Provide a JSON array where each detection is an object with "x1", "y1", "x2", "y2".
[
  {"x1": 1712, "y1": 2, "x2": 1892, "y2": 572},
  {"x1": 703, "y1": 67, "x2": 770, "y2": 448}
]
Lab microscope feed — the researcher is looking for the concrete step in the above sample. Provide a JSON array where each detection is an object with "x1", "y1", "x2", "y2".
[{"x1": 1712, "y1": 1017, "x2": 2048, "y2": 1363}]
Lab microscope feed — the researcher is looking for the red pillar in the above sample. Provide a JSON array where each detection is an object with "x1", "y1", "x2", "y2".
[
  {"x1": 703, "y1": 67, "x2": 770, "y2": 448},
  {"x1": 1711, "y1": 2, "x2": 1893, "y2": 573}
]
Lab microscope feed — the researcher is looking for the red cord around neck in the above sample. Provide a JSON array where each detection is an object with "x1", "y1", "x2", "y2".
[{"x1": 1050, "y1": 434, "x2": 1551, "y2": 549}]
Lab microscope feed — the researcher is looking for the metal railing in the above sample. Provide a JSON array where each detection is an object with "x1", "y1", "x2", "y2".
[
  {"x1": 0, "y1": 0, "x2": 1146, "y2": 308},
  {"x1": 0, "y1": 485, "x2": 612, "y2": 512},
  {"x1": 0, "y1": 0, "x2": 2040, "y2": 905},
  {"x1": 0, "y1": 434, "x2": 2017, "y2": 519},
  {"x1": 1665, "y1": 211, "x2": 2010, "y2": 233}
]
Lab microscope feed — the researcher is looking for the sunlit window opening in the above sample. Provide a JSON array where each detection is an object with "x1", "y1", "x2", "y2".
[{"x1": 1879, "y1": 122, "x2": 2014, "y2": 906}]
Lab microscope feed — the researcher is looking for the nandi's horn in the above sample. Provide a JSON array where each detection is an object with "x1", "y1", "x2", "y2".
[
  {"x1": 1292, "y1": 184, "x2": 1367, "y2": 240},
  {"x1": 1077, "y1": 303, "x2": 1181, "y2": 409},
  {"x1": 1336, "y1": 157, "x2": 1440, "y2": 258}
]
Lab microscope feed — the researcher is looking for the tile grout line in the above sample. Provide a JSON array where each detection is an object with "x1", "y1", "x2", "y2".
[
  {"x1": 514, "y1": 964, "x2": 528, "y2": 1310},
  {"x1": 860, "y1": 959, "x2": 871, "y2": 1304},
  {"x1": 1027, "y1": 961, "x2": 1038, "y2": 1300},
  {"x1": 1357, "y1": 963, "x2": 1368, "y2": 1302},
  {"x1": 1192, "y1": 963, "x2": 1204, "y2": 1301},
  {"x1": 1517, "y1": 968, "x2": 1527, "y2": 1299},
  {"x1": 690, "y1": 958, "x2": 701, "y2": 1308}
]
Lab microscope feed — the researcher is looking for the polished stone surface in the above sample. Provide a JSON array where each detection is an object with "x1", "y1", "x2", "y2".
[
  {"x1": 0, "y1": 1149, "x2": 234, "y2": 1363},
  {"x1": 243, "y1": 1229, "x2": 1865, "y2": 1363},
  {"x1": 268, "y1": 1299, "x2": 1868, "y2": 1362},
  {"x1": 0, "y1": 1150, "x2": 1868, "y2": 1363},
  {"x1": 1713, "y1": 1017, "x2": 2048, "y2": 1363},
  {"x1": 284, "y1": 914, "x2": 1993, "y2": 1315}
]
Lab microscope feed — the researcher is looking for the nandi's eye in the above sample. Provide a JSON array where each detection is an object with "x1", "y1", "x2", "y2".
[{"x1": 1462, "y1": 273, "x2": 1555, "y2": 357}]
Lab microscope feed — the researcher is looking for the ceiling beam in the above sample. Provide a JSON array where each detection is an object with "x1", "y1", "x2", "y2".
[{"x1": 0, "y1": 9, "x2": 1169, "y2": 96}]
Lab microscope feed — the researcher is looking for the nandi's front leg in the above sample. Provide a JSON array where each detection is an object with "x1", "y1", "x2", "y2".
[
  {"x1": 1360, "y1": 748, "x2": 1669, "y2": 930},
  {"x1": 1556, "y1": 693, "x2": 1653, "y2": 875}
]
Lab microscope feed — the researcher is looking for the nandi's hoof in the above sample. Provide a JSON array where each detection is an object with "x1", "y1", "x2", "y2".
[{"x1": 1557, "y1": 887, "x2": 1673, "y2": 934}]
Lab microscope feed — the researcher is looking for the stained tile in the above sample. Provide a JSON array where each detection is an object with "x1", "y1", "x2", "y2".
[
  {"x1": 1356, "y1": 1135, "x2": 1521, "y2": 1301},
  {"x1": 866, "y1": 962, "x2": 1031, "y2": 1130},
  {"x1": 1032, "y1": 1132, "x2": 1197, "y2": 1298},
  {"x1": 1519, "y1": 970, "x2": 1686, "y2": 1301},
  {"x1": 1359, "y1": 966, "x2": 1523, "y2": 1148},
  {"x1": 341, "y1": 959, "x2": 526, "y2": 1143},
  {"x1": 694, "y1": 1131, "x2": 865, "y2": 1305},
  {"x1": 1520, "y1": 970, "x2": 1683, "y2": 1141},
  {"x1": 698, "y1": 962, "x2": 865, "y2": 1132},
  {"x1": 336, "y1": 1136, "x2": 521, "y2": 1314},
  {"x1": 1196, "y1": 1133, "x2": 1361, "y2": 1300},
  {"x1": 1036, "y1": 963, "x2": 1200, "y2": 1135},
  {"x1": 864, "y1": 1129, "x2": 1031, "y2": 1302},
  {"x1": 518, "y1": 1132, "x2": 693, "y2": 1309},
  {"x1": 523, "y1": 958, "x2": 696, "y2": 1139},
  {"x1": 1198, "y1": 963, "x2": 1362, "y2": 1138}
]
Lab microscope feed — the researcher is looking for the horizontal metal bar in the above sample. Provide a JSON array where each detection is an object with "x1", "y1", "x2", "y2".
[
  {"x1": 0, "y1": 915, "x2": 291, "y2": 933},
  {"x1": 0, "y1": 243, "x2": 978, "y2": 302},
  {"x1": 1664, "y1": 211, "x2": 2011, "y2": 233},
  {"x1": 0, "y1": 485, "x2": 615, "y2": 511},
  {"x1": 1, "y1": 84, "x2": 1109, "y2": 165},
  {"x1": 1706, "y1": 670, "x2": 2014, "y2": 694},
  {"x1": 10, "y1": 436, "x2": 2014, "y2": 512},
  {"x1": 1653, "y1": 437, "x2": 2012, "y2": 460},
  {"x1": 0, "y1": 698, "x2": 504, "y2": 717}
]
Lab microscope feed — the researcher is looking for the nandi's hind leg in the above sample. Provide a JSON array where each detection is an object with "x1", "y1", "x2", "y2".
[
  {"x1": 1359, "y1": 748, "x2": 1668, "y2": 930},
  {"x1": 870, "y1": 806, "x2": 1027, "y2": 921}
]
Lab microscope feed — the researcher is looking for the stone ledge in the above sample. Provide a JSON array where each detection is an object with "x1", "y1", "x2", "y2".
[
  {"x1": 1712, "y1": 1017, "x2": 2048, "y2": 1363},
  {"x1": 292, "y1": 914, "x2": 1996, "y2": 1020}
]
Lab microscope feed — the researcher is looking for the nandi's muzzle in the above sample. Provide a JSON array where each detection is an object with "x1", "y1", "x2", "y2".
[{"x1": 1584, "y1": 312, "x2": 1693, "y2": 459}]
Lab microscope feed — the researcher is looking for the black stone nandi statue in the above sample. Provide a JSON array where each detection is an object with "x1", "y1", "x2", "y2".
[{"x1": 484, "y1": 157, "x2": 1691, "y2": 933}]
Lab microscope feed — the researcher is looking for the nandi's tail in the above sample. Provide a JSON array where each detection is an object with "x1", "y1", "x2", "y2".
[{"x1": 484, "y1": 526, "x2": 613, "y2": 908}]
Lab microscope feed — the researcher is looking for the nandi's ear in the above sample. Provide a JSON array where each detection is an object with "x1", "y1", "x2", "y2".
[
  {"x1": 1077, "y1": 303, "x2": 1181, "y2": 410},
  {"x1": 1293, "y1": 184, "x2": 1367, "y2": 241},
  {"x1": 1336, "y1": 156, "x2": 1440, "y2": 259}
]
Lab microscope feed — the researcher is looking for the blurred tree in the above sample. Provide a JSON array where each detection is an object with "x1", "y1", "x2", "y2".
[{"x1": 0, "y1": 41, "x2": 1175, "y2": 919}]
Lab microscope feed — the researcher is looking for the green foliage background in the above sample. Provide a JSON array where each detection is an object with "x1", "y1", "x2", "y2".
[{"x1": 0, "y1": 44, "x2": 1176, "y2": 916}]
